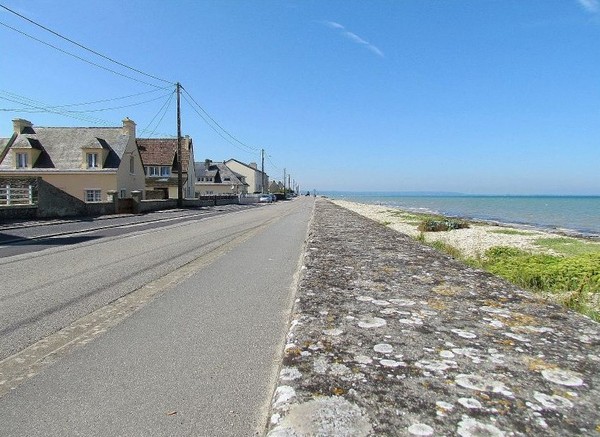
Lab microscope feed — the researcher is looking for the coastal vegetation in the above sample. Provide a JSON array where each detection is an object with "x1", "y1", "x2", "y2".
[
  {"x1": 333, "y1": 200, "x2": 600, "y2": 322},
  {"x1": 417, "y1": 218, "x2": 469, "y2": 232},
  {"x1": 417, "y1": 220, "x2": 600, "y2": 321},
  {"x1": 469, "y1": 247, "x2": 600, "y2": 321},
  {"x1": 419, "y1": 224, "x2": 600, "y2": 322}
]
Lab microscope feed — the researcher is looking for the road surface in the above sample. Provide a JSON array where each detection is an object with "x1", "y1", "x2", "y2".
[{"x1": 0, "y1": 197, "x2": 314, "y2": 436}]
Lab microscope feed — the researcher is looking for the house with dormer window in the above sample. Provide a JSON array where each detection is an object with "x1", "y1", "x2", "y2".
[{"x1": 0, "y1": 118, "x2": 145, "y2": 202}]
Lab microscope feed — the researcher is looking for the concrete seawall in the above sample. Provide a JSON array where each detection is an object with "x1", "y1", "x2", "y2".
[{"x1": 267, "y1": 198, "x2": 600, "y2": 436}]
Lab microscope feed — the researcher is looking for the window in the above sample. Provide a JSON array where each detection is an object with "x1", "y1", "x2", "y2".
[
  {"x1": 16, "y1": 152, "x2": 28, "y2": 168},
  {"x1": 87, "y1": 153, "x2": 98, "y2": 168},
  {"x1": 85, "y1": 189, "x2": 102, "y2": 202},
  {"x1": 120, "y1": 189, "x2": 126, "y2": 199},
  {"x1": 129, "y1": 156, "x2": 135, "y2": 174},
  {"x1": 146, "y1": 166, "x2": 168, "y2": 177}
]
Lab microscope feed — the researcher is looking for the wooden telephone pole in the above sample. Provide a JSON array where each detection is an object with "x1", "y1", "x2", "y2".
[
  {"x1": 261, "y1": 148, "x2": 265, "y2": 194},
  {"x1": 176, "y1": 82, "x2": 183, "y2": 207}
]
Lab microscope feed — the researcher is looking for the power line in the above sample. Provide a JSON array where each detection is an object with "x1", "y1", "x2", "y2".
[
  {"x1": 1, "y1": 92, "x2": 173, "y2": 114},
  {"x1": 0, "y1": 86, "x2": 171, "y2": 111},
  {"x1": 0, "y1": 3, "x2": 172, "y2": 85},
  {"x1": 16, "y1": 87, "x2": 170, "y2": 110},
  {"x1": 0, "y1": 93, "x2": 111, "y2": 125},
  {"x1": 61, "y1": 93, "x2": 173, "y2": 113},
  {"x1": 140, "y1": 90, "x2": 176, "y2": 137},
  {"x1": 0, "y1": 21, "x2": 167, "y2": 89},
  {"x1": 181, "y1": 93, "x2": 255, "y2": 155},
  {"x1": 181, "y1": 88, "x2": 258, "y2": 152},
  {"x1": 266, "y1": 154, "x2": 280, "y2": 170}
]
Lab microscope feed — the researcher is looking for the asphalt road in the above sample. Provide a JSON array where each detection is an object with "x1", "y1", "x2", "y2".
[
  {"x1": 0, "y1": 197, "x2": 314, "y2": 436},
  {"x1": 0, "y1": 203, "x2": 261, "y2": 257}
]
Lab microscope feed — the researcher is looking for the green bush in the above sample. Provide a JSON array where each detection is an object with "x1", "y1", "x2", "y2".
[{"x1": 418, "y1": 218, "x2": 469, "y2": 232}]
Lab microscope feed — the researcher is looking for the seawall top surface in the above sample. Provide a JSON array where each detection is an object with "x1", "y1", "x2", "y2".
[{"x1": 268, "y1": 198, "x2": 600, "y2": 436}]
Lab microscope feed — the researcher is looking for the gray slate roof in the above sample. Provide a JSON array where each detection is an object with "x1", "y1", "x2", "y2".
[
  {"x1": 195, "y1": 161, "x2": 247, "y2": 186},
  {"x1": 0, "y1": 126, "x2": 130, "y2": 171}
]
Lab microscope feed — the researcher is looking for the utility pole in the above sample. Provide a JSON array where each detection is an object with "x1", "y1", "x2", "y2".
[
  {"x1": 261, "y1": 148, "x2": 265, "y2": 194},
  {"x1": 176, "y1": 82, "x2": 183, "y2": 208},
  {"x1": 288, "y1": 174, "x2": 291, "y2": 195},
  {"x1": 283, "y1": 168, "x2": 286, "y2": 198}
]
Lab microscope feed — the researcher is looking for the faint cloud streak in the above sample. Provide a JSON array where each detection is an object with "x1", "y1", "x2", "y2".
[
  {"x1": 577, "y1": 0, "x2": 599, "y2": 13},
  {"x1": 323, "y1": 21, "x2": 384, "y2": 58}
]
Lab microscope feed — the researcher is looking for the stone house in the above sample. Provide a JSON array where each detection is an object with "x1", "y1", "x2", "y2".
[
  {"x1": 137, "y1": 136, "x2": 196, "y2": 199},
  {"x1": 0, "y1": 118, "x2": 145, "y2": 203}
]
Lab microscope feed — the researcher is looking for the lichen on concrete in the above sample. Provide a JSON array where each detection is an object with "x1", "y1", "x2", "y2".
[{"x1": 267, "y1": 199, "x2": 600, "y2": 436}]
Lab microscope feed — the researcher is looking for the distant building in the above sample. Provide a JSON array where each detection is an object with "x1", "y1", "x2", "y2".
[
  {"x1": 224, "y1": 159, "x2": 268, "y2": 194},
  {"x1": 0, "y1": 117, "x2": 145, "y2": 202},
  {"x1": 269, "y1": 180, "x2": 285, "y2": 193},
  {"x1": 194, "y1": 159, "x2": 248, "y2": 195},
  {"x1": 137, "y1": 136, "x2": 195, "y2": 199}
]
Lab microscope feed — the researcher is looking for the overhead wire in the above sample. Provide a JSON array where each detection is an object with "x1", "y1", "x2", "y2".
[
  {"x1": 0, "y1": 21, "x2": 168, "y2": 89},
  {"x1": 0, "y1": 3, "x2": 172, "y2": 85},
  {"x1": 0, "y1": 93, "x2": 111, "y2": 125},
  {"x1": 1, "y1": 4, "x2": 275, "y2": 162},
  {"x1": 181, "y1": 93, "x2": 255, "y2": 156},
  {"x1": 266, "y1": 154, "x2": 279, "y2": 170},
  {"x1": 56, "y1": 93, "x2": 173, "y2": 113},
  {"x1": 139, "y1": 90, "x2": 176, "y2": 138},
  {"x1": 18, "y1": 87, "x2": 172, "y2": 108},
  {"x1": 1, "y1": 92, "x2": 173, "y2": 114},
  {"x1": 181, "y1": 88, "x2": 258, "y2": 153}
]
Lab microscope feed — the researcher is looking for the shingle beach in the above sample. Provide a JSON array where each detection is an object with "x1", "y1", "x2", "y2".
[
  {"x1": 330, "y1": 199, "x2": 595, "y2": 258},
  {"x1": 266, "y1": 198, "x2": 600, "y2": 436}
]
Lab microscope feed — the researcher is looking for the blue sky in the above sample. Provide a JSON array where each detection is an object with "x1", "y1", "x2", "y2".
[{"x1": 1, "y1": 0, "x2": 599, "y2": 194}]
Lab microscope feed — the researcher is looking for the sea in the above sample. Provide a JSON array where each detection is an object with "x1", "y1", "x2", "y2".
[{"x1": 321, "y1": 192, "x2": 600, "y2": 239}]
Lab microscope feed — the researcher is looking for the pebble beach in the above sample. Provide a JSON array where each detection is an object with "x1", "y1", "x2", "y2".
[{"x1": 331, "y1": 199, "x2": 596, "y2": 258}]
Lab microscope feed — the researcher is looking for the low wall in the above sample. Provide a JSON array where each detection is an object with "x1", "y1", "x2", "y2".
[
  {"x1": 136, "y1": 199, "x2": 178, "y2": 213},
  {"x1": 85, "y1": 202, "x2": 116, "y2": 217},
  {"x1": 0, "y1": 204, "x2": 37, "y2": 221},
  {"x1": 197, "y1": 195, "x2": 240, "y2": 207}
]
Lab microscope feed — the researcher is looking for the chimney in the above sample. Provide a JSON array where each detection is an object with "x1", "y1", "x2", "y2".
[
  {"x1": 12, "y1": 118, "x2": 33, "y2": 134},
  {"x1": 122, "y1": 117, "x2": 136, "y2": 137},
  {"x1": 249, "y1": 162, "x2": 257, "y2": 169}
]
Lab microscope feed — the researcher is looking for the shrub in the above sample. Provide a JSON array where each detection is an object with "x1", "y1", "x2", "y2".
[{"x1": 418, "y1": 218, "x2": 469, "y2": 232}]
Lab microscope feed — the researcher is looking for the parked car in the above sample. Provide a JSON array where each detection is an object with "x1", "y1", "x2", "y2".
[{"x1": 259, "y1": 195, "x2": 272, "y2": 203}]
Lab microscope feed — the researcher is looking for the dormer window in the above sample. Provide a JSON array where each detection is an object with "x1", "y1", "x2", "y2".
[
  {"x1": 87, "y1": 153, "x2": 99, "y2": 168},
  {"x1": 145, "y1": 166, "x2": 171, "y2": 177},
  {"x1": 16, "y1": 152, "x2": 28, "y2": 168}
]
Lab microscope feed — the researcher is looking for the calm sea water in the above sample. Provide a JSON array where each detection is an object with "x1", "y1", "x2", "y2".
[{"x1": 322, "y1": 192, "x2": 600, "y2": 237}]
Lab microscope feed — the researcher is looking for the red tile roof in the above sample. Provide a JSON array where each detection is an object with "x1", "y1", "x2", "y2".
[{"x1": 137, "y1": 138, "x2": 191, "y2": 171}]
